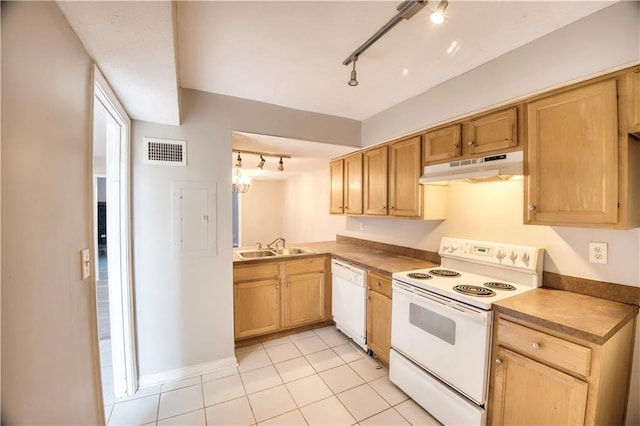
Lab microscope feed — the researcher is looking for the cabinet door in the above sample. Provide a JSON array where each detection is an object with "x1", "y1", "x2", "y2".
[
  {"x1": 366, "y1": 289, "x2": 391, "y2": 366},
  {"x1": 490, "y1": 346, "x2": 588, "y2": 426},
  {"x1": 526, "y1": 80, "x2": 619, "y2": 226},
  {"x1": 423, "y1": 124, "x2": 462, "y2": 164},
  {"x1": 389, "y1": 136, "x2": 422, "y2": 218},
  {"x1": 466, "y1": 107, "x2": 517, "y2": 155},
  {"x1": 285, "y1": 273, "x2": 325, "y2": 328},
  {"x1": 628, "y1": 70, "x2": 640, "y2": 134},
  {"x1": 363, "y1": 146, "x2": 389, "y2": 216},
  {"x1": 234, "y1": 279, "x2": 280, "y2": 339},
  {"x1": 329, "y1": 159, "x2": 344, "y2": 214},
  {"x1": 344, "y1": 153, "x2": 363, "y2": 215}
]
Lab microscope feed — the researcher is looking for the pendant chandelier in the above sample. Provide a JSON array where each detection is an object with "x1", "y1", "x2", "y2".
[{"x1": 232, "y1": 167, "x2": 251, "y2": 194}]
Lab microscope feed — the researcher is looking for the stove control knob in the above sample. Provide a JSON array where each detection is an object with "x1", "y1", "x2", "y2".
[
  {"x1": 495, "y1": 249, "x2": 506, "y2": 260},
  {"x1": 450, "y1": 242, "x2": 459, "y2": 252},
  {"x1": 521, "y1": 252, "x2": 531, "y2": 262},
  {"x1": 442, "y1": 242, "x2": 450, "y2": 252},
  {"x1": 509, "y1": 250, "x2": 518, "y2": 262}
]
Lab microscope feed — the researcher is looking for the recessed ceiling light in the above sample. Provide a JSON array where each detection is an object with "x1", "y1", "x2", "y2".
[{"x1": 402, "y1": 68, "x2": 410, "y2": 76}]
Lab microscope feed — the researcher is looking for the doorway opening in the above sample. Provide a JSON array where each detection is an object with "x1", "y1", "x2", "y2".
[{"x1": 92, "y1": 66, "x2": 136, "y2": 415}]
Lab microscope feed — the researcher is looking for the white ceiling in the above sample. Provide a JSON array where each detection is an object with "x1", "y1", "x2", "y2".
[{"x1": 59, "y1": 0, "x2": 616, "y2": 126}]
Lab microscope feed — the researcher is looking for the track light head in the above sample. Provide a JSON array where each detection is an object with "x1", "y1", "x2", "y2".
[
  {"x1": 430, "y1": 0, "x2": 448, "y2": 24},
  {"x1": 257, "y1": 155, "x2": 266, "y2": 170},
  {"x1": 235, "y1": 153, "x2": 242, "y2": 168},
  {"x1": 278, "y1": 157, "x2": 284, "y2": 171},
  {"x1": 348, "y1": 57, "x2": 359, "y2": 87}
]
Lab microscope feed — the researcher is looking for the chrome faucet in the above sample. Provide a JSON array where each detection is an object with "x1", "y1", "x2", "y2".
[
  {"x1": 256, "y1": 242, "x2": 263, "y2": 249},
  {"x1": 267, "y1": 237, "x2": 286, "y2": 250}
]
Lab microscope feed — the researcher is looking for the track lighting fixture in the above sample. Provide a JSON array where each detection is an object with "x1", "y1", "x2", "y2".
[
  {"x1": 430, "y1": 0, "x2": 448, "y2": 25},
  {"x1": 257, "y1": 155, "x2": 266, "y2": 170},
  {"x1": 278, "y1": 157, "x2": 285, "y2": 171},
  {"x1": 343, "y1": 0, "x2": 428, "y2": 86},
  {"x1": 235, "y1": 153, "x2": 242, "y2": 168},
  {"x1": 348, "y1": 57, "x2": 359, "y2": 87},
  {"x1": 231, "y1": 150, "x2": 290, "y2": 192}
]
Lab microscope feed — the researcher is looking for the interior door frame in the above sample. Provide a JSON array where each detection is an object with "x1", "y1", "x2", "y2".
[{"x1": 92, "y1": 65, "x2": 137, "y2": 397}]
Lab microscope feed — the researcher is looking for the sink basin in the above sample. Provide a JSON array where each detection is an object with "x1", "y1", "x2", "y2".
[
  {"x1": 235, "y1": 247, "x2": 312, "y2": 259},
  {"x1": 274, "y1": 248, "x2": 309, "y2": 256},
  {"x1": 236, "y1": 249, "x2": 278, "y2": 259}
]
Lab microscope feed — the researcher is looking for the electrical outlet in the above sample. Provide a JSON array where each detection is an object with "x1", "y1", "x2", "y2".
[
  {"x1": 589, "y1": 242, "x2": 608, "y2": 264},
  {"x1": 81, "y1": 248, "x2": 91, "y2": 280},
  {"x1": 359, "y1": 221, "x2": 365, "y2": 231}
]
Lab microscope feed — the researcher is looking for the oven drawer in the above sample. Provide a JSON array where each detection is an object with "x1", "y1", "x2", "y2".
[
  {"x1": 498, "y1": 319, "x2": 591, "y2": 377},
  {"x1": 368, "y1": 271, "x2": 392, "y2": 298}
]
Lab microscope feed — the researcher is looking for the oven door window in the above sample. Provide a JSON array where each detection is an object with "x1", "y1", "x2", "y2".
[{"x1": 409, "y1": 303, "x2": 456, "y2": 345}]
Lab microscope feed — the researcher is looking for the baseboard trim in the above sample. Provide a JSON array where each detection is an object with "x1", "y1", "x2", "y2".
[{"x1": 138, "y1": 356, "x2": 238, "y2": 388}]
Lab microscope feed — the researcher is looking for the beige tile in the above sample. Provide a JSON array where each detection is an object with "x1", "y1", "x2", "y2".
[
  {"x1": 202, "y1": 366, "x2": 239, "y2": 383},
  {"x1": 161, "y1": 376, "x2": 202, "y2": 393},
  {"x1": 305, "y1": 349, "x2": 345, "y2": 372},
  {"x1": 288, "y1": 330, "x2": 317, "y2": 341},
  {"x1": 369, "y1": 376, "x2": 408, "y2": 406},
  {"x1": 235, "y1": 343, "x2": 264, "y2": 354},
  {"x1": 241, "y1": 365, "x2": 283, "y2": 394},
  {"x1": 206, "y1": 396, "x2": 255, "y2": 426},
  {"x1": 202, "y1": 374, "x2": 245, "y2": 406},
  {"x1": 393, "y1": 399, "x2": 441, "y2": 425},
  {"x1": 258, "y1": 409, "x2": 307, "y2": 425},
  {"x1": 332, "y1": 343, "x2": 366, "y2": 363},
  {"x1": 319, "y1": 364, "x2": 365, "y2": 394},
  {"x1": 337, "y1": 384, "x2": 390, "y2": 421},
  {"x1": 360, "y1": 408, "x2": 410, "y2": 425},
  {"x1": 348, "y1": 358, "x2": 387, "y2": 382},
  {"x1": 118, "y1": 384, "x2": 162, "y2": 403},
  {"x1": 316, "y1": 329, "x2": 349, "y2": 348},
  {"x1": 265, "y1": 342, "x2": 303, "y2": 363},
  {"x1": 262, "y1": 336, "x2": 291, "y2": 348},
  {"x1": 158, "y1": 384, "x2": 204, "y2": 420},
  {"x1": 300, "y1": 396, "x2": 356, "y2": 426},
  {"x1": 274, "y1": 356, "x2": 316, "y2": 383},
  {"x1": 294, "y1": 336, "x2": 329, "y2": 355},
  {"x1": 109, "y1": 394, "x2": 159, "y2": 426},
  {"x1": 313, "y1": 325, "x2": 338, "y2": 335},
  {"x1": 285, "y1": 375, "x2": 333, "y2": 407},
  {"x1": 104, "y1": 404, "x2": 114, "y2": 424},
  {"x1": 158, "y1": 408, "x2": 206, "y2": 425},
  {"x1": 248, "y1": 385, "x2": 297, "y2": 422},
  {"x1": 237, "y1": 349, "x2": 272, "y2": 372}
]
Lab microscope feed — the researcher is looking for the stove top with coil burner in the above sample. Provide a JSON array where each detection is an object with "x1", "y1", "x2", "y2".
[{"x1": 392, "y1": 237, "x2": 544, "y2": 310}]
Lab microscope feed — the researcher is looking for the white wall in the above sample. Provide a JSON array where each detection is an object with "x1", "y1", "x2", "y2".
[
  {"x1": 241, "y1": 180, "x2": 285, "y2": 247},
  {"x1": 353, "y1": 3, "x2": 640, "y2": 423},
  {"x1": 132, "y1": 89, "x2": 360, "y2": 381},
  {"x1": 1, "y1": 2, "x2": 101, "y2": 423}
]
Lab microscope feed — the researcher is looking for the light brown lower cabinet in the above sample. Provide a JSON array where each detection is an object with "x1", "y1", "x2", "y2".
[
  {"x1": 366, "y1": 271, "x2": 392, "y2": 366},
  {"x1": 489, "y1": 314, "x2": 636, "y2": 425},
  {"x1": 234, "y1": 256, "x2": 328, "y2": 340}
]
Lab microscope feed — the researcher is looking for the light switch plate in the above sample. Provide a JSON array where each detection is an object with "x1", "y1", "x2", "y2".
[{"x1": 81, "y1": 248, "x2": 91, "y2": 280}]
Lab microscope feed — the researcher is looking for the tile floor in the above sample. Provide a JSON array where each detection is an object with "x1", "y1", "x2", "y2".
[{"x1": 104, "y1": 326, "x2": 441, "y2": 426}]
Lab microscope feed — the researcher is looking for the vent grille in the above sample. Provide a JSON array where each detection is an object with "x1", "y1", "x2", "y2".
[{"x1": 144, "y1": 138, "x2": 187, "y2": 166}]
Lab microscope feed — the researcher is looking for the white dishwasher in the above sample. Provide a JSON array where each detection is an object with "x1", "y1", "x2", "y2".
[{"x1": 331, "y1": 259, "x2": 367, "y2": 351}]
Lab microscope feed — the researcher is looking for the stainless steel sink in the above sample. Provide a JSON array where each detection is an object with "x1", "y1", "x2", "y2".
[
  {"x1": 235, "y1": 247, "x2": 312, "y2": 259},
  {"x1": 235, "y1": 249, "x2": 278, "y2": 259}
]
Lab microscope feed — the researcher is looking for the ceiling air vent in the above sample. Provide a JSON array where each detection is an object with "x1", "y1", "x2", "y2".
[{"x1": 144, "y1": 137, "x2": 187, "y2": 166}]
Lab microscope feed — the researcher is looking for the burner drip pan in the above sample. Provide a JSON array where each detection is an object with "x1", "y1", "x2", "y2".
[
  {"x1": 429, "y1": 269, "x2": 461, "y2": 278},
  {"x1": 484, "y1": 282, "x2": 516, "y2": 291},
  {"x1": 407, "y1": 272, "x2": 432, "y2": 280},
  {"x1": 453, "y1": 285, "x2": 496, "y2": 297}
]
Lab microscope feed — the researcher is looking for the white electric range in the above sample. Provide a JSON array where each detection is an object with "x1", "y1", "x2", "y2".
[{"x1": 389, "y1": 237, "x2": 544, "y2": 426}]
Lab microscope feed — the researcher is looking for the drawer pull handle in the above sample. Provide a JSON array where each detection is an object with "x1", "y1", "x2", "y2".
[
  {"x1": 376, "y1": 281, "x2": 381, "y2": 287},
  {"x1": 495, "y1": 359, "x2": 503, "y2": 365},
  {"x1": 532, "y1": 342, "x2": 540, "y2": 349}
]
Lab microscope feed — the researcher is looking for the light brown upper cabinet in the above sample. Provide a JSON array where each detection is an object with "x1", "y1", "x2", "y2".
[
  {"x1": 466, "y1": 107, "x2": 517, "y2": 155},
  {"x1": 627, "y1": 70, "x2": 640, "y2": 135},
  {"x1": 526, "y1": 80, "x2": 620, "y2": 227},
  {"x1": 363, "y1": 145, "x2": 389, "y2": 216},
  {"x1": 423, "y1": 107, "x2": 518, "y2": 166},
  {"x1": 329, "y1": 158, "x2": 344, "y2": 214},
  {"x1": 330, "y1": 152, "x2": 363, "y2": 215},
  {"x1": 423, "y1": 124, "x2": 461, "y2": 164},
  {"x1": 389, "y1": 136, "x2": 423, "y2": 217}
]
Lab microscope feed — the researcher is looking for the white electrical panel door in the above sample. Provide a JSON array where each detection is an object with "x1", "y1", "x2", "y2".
[{"x1": 172, "y1": 181, "x2": 218, "y2": 256}]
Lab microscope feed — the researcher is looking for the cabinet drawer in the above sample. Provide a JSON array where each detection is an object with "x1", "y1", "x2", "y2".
[
  {"x1": 285, "y1": 257, "x2": 326, "y2": 275},
  {"x1": 367, "y1": 271, "x2": 392, "y2": 298},
  {"x1": 234, "y1": 263, "x2": 280, "y2": 282},
  {"x1": 498, "y1": 319, "x2": 591, "y2": 377}
]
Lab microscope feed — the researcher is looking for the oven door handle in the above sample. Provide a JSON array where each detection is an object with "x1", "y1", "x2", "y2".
[{"x1": 393, "y1": 283, "x2": 491, "y2": 326}]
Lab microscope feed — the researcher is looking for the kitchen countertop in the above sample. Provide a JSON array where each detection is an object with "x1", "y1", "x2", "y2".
[
  {"x1": 494, "y1": 287, "x2": 639, "y2": 345},
  {"x1": 233, "y1": 240, "x2": 437, "y2": 277}
]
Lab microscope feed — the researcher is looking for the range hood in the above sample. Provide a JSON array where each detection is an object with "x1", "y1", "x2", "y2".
[{"x1": 419, "y1": 151, "x2": 524, "y2": 184}]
